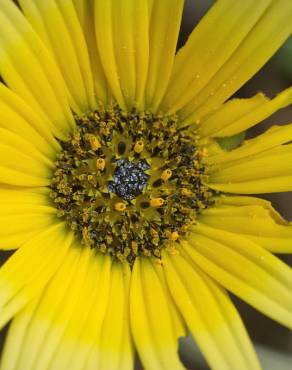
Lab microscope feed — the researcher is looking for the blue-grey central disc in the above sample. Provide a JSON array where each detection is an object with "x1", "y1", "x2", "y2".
[{"x1": 108, "y1": 159, "x2": 150, "y2": 201}]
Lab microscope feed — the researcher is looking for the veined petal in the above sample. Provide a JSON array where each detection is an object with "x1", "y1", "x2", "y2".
[
  {"x1": 8, "y1": 246, "x2": 94, "y2": 370},
  {"x1": 146, "y1": 0, "x2": 184, "y2": 111},
  {"x1": 160, "y1": 0, "x2": 272, "y2": 114},
  {"x1": 66, "y1": 254, "x2": 113, "y2": 370},
  {"x1": 0, "y1": 245, "x2": 82, "y2": 370},
  {"x1": 19, "y1": 0, "x2": 96, "y2": 113},
  {"x1": 207, "y1": 177, "x2": 292, "y2": 194},
  {"x1": 151, "y1": 261, "x2": 186, "y2": 339},
  {"x1": 0, "y1": 0, "x2": 75, "y2": 138},
  {"x1": 73, "y1": 0, "x2": 109, "y2": 104},
  {"x1": 0, "y1": 187, "x2": 56, "y2": 250},
  {"x1": 0, "y1": 127, "x2": 53, "y2": 169},
  {"x1": 95, "y1": 0, "x2": 151, "y2": 109},
  {"x1": 0, "y1": 167, "x2": 49, "y2": 187},
  {"x1": 130, "y1": 258, "x2": 184, "y2": 370},
  {"x1": 0, "y1": 223, "x2": 72, "y2": 329},
  {"x1": 199, "y1": 196, "x2": 292, "y2": 253},
  {"x1": 0, "y1": 214, "x2": 56, "y2": 251},
  {"x1": 86, "y1": 262, "x2": 133, "y2": 370},
  {"x1": 0, "y1": 187, "x2": 50, "y2": 205},
  {"x1": 198, "y1": 88, "x2": 292, "y2": 137},
  {"x1": 0, "y1": 249, "x2": 129, "y2": 370},
  {"x1": 207, "y1": 144, "x2": 292, "y2": 193},
  {"x1": 33, "y1": 251, "x2": 108, "y2": 370},
  {"x1": 180, "y1": 0, "x2": 292, "y2": 122},
  {"x1": 163, "y1": 251, "x2": 261, "y2": 370},
  {"x1": 0, "y1": 83, "x2": 59, "y2": 157},
  {"x1": 186, "y1": 225, "x2": 292, "y2": 328},
  {"x1": 207, "y1": 123, "x2": 292, "y2": 165},
  {"x1": 0, "y1": 141, "x2": 51, "y2": 186}
]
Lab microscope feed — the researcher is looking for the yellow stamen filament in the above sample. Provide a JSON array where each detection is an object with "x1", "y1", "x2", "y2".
[
  {"x1": 161, "y1": 169, "x2": 172, "y2": 181},
  {"x1": 134, "y1": 140, "x2": 144, "y2": 154},
  {"x1": 170, "y1": 231, "x2": 179, "y2": 241},
  {"x1": 115, "y1": 202, "x2": 126, "y2": 212},
  {"x1": 96, "y1": 158, "x2": 106, "y2": 170},
  {"x1": 150, "y1": 198, "x2": 164, "y2": 207}
]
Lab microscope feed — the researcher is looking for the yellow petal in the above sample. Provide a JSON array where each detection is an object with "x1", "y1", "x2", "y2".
[
  {"x1": 187, "y1": 225, "x2": 292, "y2": 328},
  {"x1": 199, "y1": 197, "x2": 292, "y2": 253},
  {"x1": 19, "y1": 0, "x2": 96, "y2": 113},
  {"x1": 207, "y1": 144, "x2": 292, "y2": 193},
  {"x1": 0, "y1": 245, "x2": 82, "y2": 370},
  {"x1": 46, "y1": 248, "x2": 103, "y2": 370},
  {"x1": 146, "y1": 0, "x2": 184, "y2": 111},
  {"x1": 161, "y1": 0, "x2": 272, "y2": 114},
  {"x1": 0, "y1": 166, "x2": 50, "y2": 187},
  {"x1": 20, "y1": 250, "x2": 108, "y2": 370},
  {"x1": 130, "y1": 257, "x2": 184, "y2": 370},
  {"x1": 0, "y1": 187, "x2": 55, "y2": 250},
  {"x1": 208, "y1": 123, "x2": 292, "y2": 165},
  {"x1": 208, "y1": 177, "x2": 292, "y2": 194},
  {"x1": 163, "y1": 251, "x2": 261, "y2": 370},
  {"x1": 0, "y1": 127, "x2": 53, "y2": 169},
  {"x1": 0, "y1": 223, "x2": 72, "y2": 329},
  {"x1": 0, "y1": 141, "x2": 51, "y2": 185},
  {"x1": 0, "y1": 0, "x2": 75, "y2": 138},
  {"x1": 0, "y1": 83, "x2": 59, "y2": 156},
  {"x1": 199, "y1": 87, "x2": 292, "y2": 137},
  {"x1": 178, "y1": 0, "x2": 292, "y2": 122},
  {"x1": 16, "y1": 246, "x2": 94, "y2": 370},
  {"x1": 151, "y1": 260, "x2": 186, "y2": 339},
  {"x1": 88, "y1": 262, "x2": 133, "y2": 370},
  {"x1": 73, "y1": 0, "x2": 110, "y2": 104},
  {"x1": 95, "y1": 0, "x2": 151, "y2": 109}
]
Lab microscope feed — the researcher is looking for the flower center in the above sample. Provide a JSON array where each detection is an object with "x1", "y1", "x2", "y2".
[
  {"x1": 50, "y1": 104, "x2": 214, "y2": 264},
  {"x1": 108, "y1": 158, "x2": 150, "y2": 201}
]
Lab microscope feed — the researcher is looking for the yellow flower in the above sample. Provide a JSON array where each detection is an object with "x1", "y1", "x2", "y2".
[{"x1": 0, "y1": 1, "x2": 292, "y2": 370}]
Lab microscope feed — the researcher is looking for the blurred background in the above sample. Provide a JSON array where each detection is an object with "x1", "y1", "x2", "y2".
[{"x1": 1, "y1": 1, "x2": 292, "y2": 369}]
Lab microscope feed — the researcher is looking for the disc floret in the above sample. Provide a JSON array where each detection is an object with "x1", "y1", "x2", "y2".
[{"x1": 50, "y1": 104, "x2": 214, "y2": 264}]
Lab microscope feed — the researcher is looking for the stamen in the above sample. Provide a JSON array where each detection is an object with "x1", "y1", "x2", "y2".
[
  {"x1": 150, "y1": 198, "x2": 165, "y2": 207},
  {"x1": 170, "y1": 231, "x2": 179, "y2": 241},
  {"x1": 134, "y1": 140, "x2": 144, "y2": 154},
  {"x1": 96, "y1": 158, "x2": 106, "y2": 170},
  {"x1": 115, "y1": 202, "x2": 126, "y2": 212},
  {"x1": 50, "y1": 104, "x2": 214, "y2": 264},
  {"x1": 85, "y1": 134, "x2": 101, "y2": 151},
  {"x1": 161, "y1": 169, "x2": 172, "y2": 181}
]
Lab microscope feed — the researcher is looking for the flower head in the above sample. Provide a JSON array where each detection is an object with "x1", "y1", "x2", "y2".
[{"x1": 0, "y1": 1, "x2": 292, "y2": 369}]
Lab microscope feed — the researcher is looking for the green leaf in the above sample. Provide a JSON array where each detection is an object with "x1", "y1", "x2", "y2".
[{"x1": 215, "y1": 131, "x2": 246, "y2": 151}]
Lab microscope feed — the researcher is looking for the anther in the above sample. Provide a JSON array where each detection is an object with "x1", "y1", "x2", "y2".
[
  {"x1": 86, "y1": 134, "x2": 101, "y2": 151},
  {"x1": 150, "y1": 198, "x2": 164, "y2": 207},
  {"x1": 181, "y1": 188, "x2": 192, "y2": 196},
  {"x1": 134, "y1": 140, "x2": 144, "y2": 154},
  {"x1": 114, "y1": 202, "x2": 126, "y2": 212},
  {"x1": 170, "y1": 231, "x2": 179, "y2": 241},
  {"x1": 161, "y1": 169, "x2": 172, "y2": 181},
  {"x1": 96, "y1": 158, "x2": 106, "y2": 171}
]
